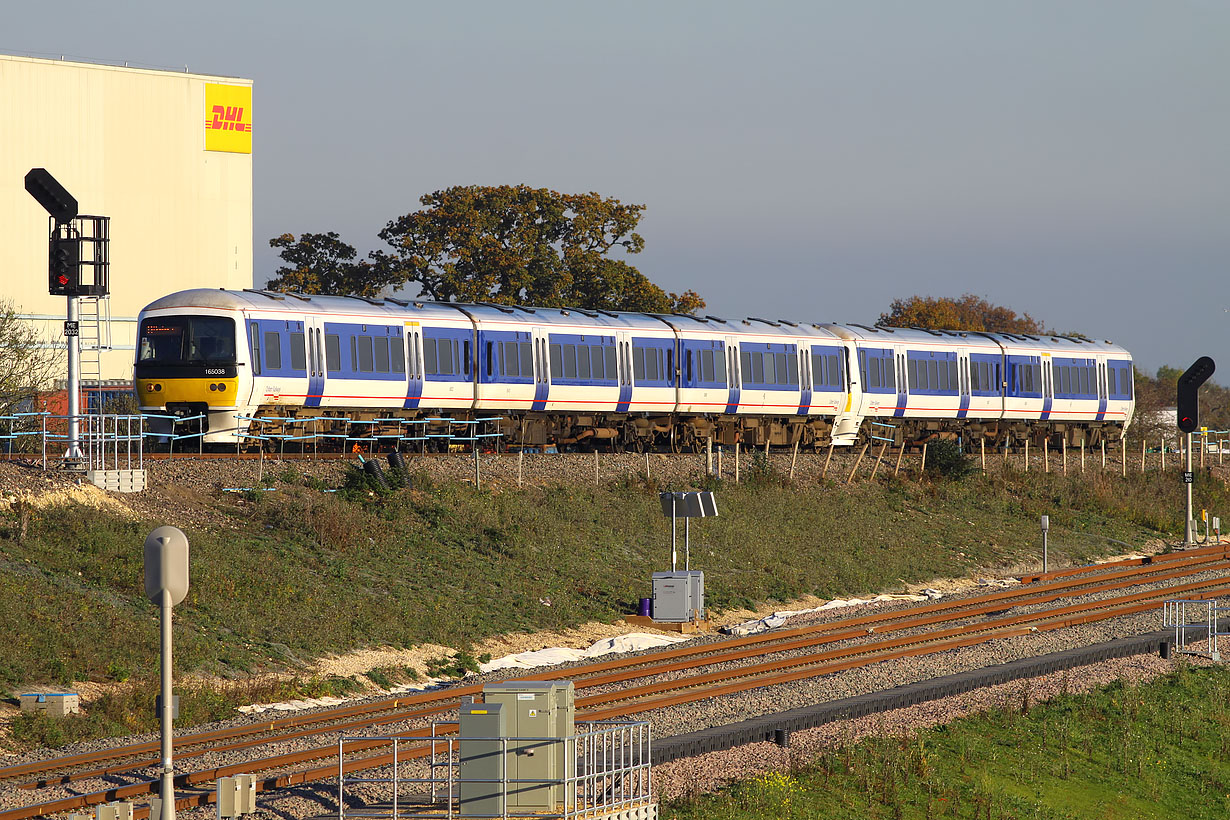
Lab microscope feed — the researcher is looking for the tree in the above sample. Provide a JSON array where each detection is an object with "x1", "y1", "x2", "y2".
[
  {"x1": 371, "y1": 185, "x2": 705, "y2": 313},
  {"x1": 265, "y1": 232, "x2": 384, "y2": 298},
  {"x1": 877, "y1": 294, "x2": 1046, "y2": 334},
  {"x1": 0, "y1": 301, "x2": 57, "y2": 452}
]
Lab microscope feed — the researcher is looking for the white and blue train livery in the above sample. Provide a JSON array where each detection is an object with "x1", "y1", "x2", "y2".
[{"x1": 134, "y1": 289, "x2": 1134, "y2": 450}]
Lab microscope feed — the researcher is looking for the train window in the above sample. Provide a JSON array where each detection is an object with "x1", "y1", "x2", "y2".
[
  {"x1": 486, "y1": 342, "x2": 495, "y2": 377},
  {"x1": 1077, "y1": 366, "x2": 1088, "y2": 395},
  {"x1": 603, "y1": 346, "x2": 616, "y2": 381},
  {"x1": 632, "y1": 348, "x2": 646, "y2": 381},
  {"x1": 700, "y1": 350, "x2": 714, "y2": 382},
  {"x1": 356, "y1": 336, "x2": 374, "y2": 373},
  {"x1": 786, "y1": 354, "x2": 798, "y2": 386},
  {"x1": 946, "y1": 361, "x2": 956, "y2": 392},
  {"x1": 741, "y1": 351, "x2": 753, "y2": 384},
  {"x1": 587, "y1": 345, "x2": 602, "y2": 379},
  {"x1": 350, "y1": 337, "x2": 358, "y2": 371},
  {"x1": 463, "y1": 340, "x2": 471, "y2": 377},
  {"x1": 521, "y1": 342, "x2": 534, "y2": 377},
  {"x1": 325, "y1": 334, "x2": 341, "y2": 373},
  {"x1": 424, "y1": 339, "x2": 438, "y2": 374},
  {"x1": 501, "y1": 342, "x2": 518, "y2": 377},
  {"x1": 714, "y1": 349, "x2": 727, "y2": 384},
  {"x1": 374, "y1": 337, "x2": 390, "y2": 373},
  {"x1": 684, "y1": 351, "x2": 693, "y2": 383},
  {"x1": 832, "y1": 354, "x2": 843, "y2": 389},
  {"x1": 550, "y1": 344, "x2": 563, "y2": 378},
  {"x1": 442, "y1": 339, "x2": 458, "y2": 375},
  {"x1": 563, "y1": 345, "x2": 577, "y2": 378},
  {"x1": 290, "y1": 333, "x2": 306, "y2": 371},
  {"x1": 249, "y1": 324, "x2": 262, "y2": 376},
  {"x1": 391, "y1": 338, "x2": 405, "y2": 374},
  {"x1": 575, "y1": 345, "x2": 590, "y2": 379},
  {"x1": 771, "y1": 353, "x2": 784, "y2": 385},
  {"x1": 1107, "y1": 367, "x2": 1116, "y2": 396},
  {"x1": 263, "y1": 332, "x2": 282, "y2": 370}
]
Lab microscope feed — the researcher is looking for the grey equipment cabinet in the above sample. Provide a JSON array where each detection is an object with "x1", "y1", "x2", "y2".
[
  {"x1": 458, "y1": 700, "x2": 506, "y2": 817},
  {"x1": 482, "y1": 681, "x2": 576, "y2": 810},
  {"x1": 651, "y1": 570, "x2": 705, "y2": 622}
]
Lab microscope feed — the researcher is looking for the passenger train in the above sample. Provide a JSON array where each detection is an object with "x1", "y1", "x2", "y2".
[{"x1": 134, "y1": 288, "x2": 1135, "y2": 450}]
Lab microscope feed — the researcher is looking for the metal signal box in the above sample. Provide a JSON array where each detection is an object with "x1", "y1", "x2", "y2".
[
  {"x1": 216, "y1": 774, "x2": 256, "y2": 817},
  {"x1": 482, "y1": 681, "x2": 576, "y2": 810},
  {"x1": 459, "y1": 701, "x2": 506, "y2": 817},
  {"x1": 652, "y1": 570, "x2": 705, "y2": 622}
]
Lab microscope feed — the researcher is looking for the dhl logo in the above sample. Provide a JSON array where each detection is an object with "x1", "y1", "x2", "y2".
[
  {"x1": 204, "y1": 83, "x2": 253, "y2": 154},
  {"x1": 209, "y1": 105, "x2": 252, "y2": 133}
]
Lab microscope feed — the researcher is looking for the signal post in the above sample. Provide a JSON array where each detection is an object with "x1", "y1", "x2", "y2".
[
  {"x1": 1177, "y1": 357, "x2": 1215, "y2": 546},
  {"x1": 24, "y1": 169, "x2": 110, "y2": 463}
]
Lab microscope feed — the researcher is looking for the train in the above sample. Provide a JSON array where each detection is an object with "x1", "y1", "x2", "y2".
[{"x1": 134, "y1": 288, "x2": 1135, "y2": 450}]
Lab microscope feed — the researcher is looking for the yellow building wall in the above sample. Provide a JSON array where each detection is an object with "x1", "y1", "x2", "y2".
[{"x1": 0, "y1": 54, "x2": 253, "y2": 384}]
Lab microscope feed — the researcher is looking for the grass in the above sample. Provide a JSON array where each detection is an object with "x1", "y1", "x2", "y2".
[
  {"x1": 0, "y1": 460, "x2": 1225, "y2": 748},
  {"x1": 663, "y1": 664, "x2": 1230, "y2": 820}
]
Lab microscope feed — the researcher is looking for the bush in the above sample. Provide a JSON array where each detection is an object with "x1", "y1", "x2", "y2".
[{"x1": 925, "y1": 440, "x2": 974, "y2": 479}]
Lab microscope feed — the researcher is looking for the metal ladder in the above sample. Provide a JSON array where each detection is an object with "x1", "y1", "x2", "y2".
[{"x1": 76, "y1": 294, "x2": 112, "y2": 404}]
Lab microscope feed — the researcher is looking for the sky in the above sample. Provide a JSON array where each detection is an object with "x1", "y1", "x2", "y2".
[{"x1": 5, "y1": 1, "x2": 1227, "y2": 373}]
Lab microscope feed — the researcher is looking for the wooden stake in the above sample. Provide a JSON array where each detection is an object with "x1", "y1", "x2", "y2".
[
  {"x1": 735, "y1": 442, "x2": 740, "y2": 483},
  {"x1": 1080, "y1": 439, "x2": 1085, "y2": 473},
  {"x1": 1045, "y1": 437, "x2": 1050, "y2": 473},
  {"x1": 894, "y1": 443, "x2": 905, "y2": 476},
  {"x1": 790, "y1": 439, "x2": 798, "y2": 481},
  {"x1": 920, "y1": 441, "x2": 928, "y2": 474},
  {"x1": 645, "y1": 451, "x2": 651, "y2": 482},
  {"x1": 868, "y1": 440, "x2": 888, "y2": 480},
  {"x1": 821, "y1": 443, "x2": 834, "y2": 480},
  {"x1": 1024, "y1": 439, "x2": 1029, "y2": 472},
  {"x1": 1141, "y1": 439, "x2": 1145, "y2": 474},
  {"x1": 594, "y1": 449, "x2": 599, "y2": 486},
  {"x1": 706, "y1": 436, "x2": 713, "y2": 476},
  {"x1": 518, "y1": 449, "x2": 524, "y2": 488},
  {"x1": 847, "y1": 442, "x2": 869, "y2": 484},
  {"x1": 1161, "y1": 439, "x2": 1165, "y2": 471},
  {"x1": 980, "y1": 438, "x2": 986, "y2": 473}
]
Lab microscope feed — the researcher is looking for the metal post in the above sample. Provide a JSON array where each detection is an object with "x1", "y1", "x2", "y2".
[
  {"x1": 734, "y1": 442, "x2": 740, "y2": 483},
  {"x1": 159, "y1": 594, "x2": 174, "y2": 820},
  {"x1": 684, "y1": 516, "x2": 690, "y2": 571},
  {"x1": 65, "y1": 295, "x2": 83, "y2": 462},
  {"x1": 1185, "y1": 431, "x2": 1194, "y2": 546},
  {"x1": 670, "y1": 494, "x2": 677, "y2": 571},
  {"x1": 980, "y1": 438, "x2": 985, "y2": 473}
]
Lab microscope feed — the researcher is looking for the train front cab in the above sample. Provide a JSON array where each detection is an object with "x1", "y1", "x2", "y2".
[{"x1": 134, "y1": 311, "x2": 250, "y2": 444}]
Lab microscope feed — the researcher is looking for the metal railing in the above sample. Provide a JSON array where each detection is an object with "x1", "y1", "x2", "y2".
[
  {"x1": 338, "y1": 720, "x2": 652, "y2": 820},
  {"x1": 1163, "y1": 599, "x2": 1230, "y2": 662}
]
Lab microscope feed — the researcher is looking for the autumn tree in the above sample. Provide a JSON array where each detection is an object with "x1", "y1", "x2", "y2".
[
  {"x1": 877, "y1": 294, "x2": 1046, "y2": 334},
  {"x1": 371, "y1": 185, "x2": 705, "y2": 313},
  {"x1": 0, "y1": 301, "x2": 57, "y2": 452},
  {"x1": 265, "y1": 232, "x2": 384, "y2": 298}
]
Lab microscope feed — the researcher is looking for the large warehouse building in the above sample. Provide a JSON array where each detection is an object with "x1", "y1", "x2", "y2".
[{"x1": 0, "y1": 53, "x2": 254, "y2": 389}]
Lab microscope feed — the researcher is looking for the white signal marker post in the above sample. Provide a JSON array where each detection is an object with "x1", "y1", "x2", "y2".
[
  {"x1": 144, "y1": 527, "x2": 190, "y2": 820},
  {"x1": 1040, "y1": 515, "x2": 1049, "y2": 574}
]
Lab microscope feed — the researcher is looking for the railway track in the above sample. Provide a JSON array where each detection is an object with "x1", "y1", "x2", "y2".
[{"x1": 4, "y1": 546, "x2": 1226, "y2": 820}]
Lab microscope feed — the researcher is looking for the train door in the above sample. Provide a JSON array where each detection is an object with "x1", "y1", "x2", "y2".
[
  {"x1": 724, "y1": 336, "x2": 740, "y2": 414},
  {"x1": 831, "y1": 343, "x2": 861, "y2": 444},
  {"x1": 957, "y1": 350, "x2": 971, "y2": 419},
  {"x1": 893, "y1": 344, "x2": 908, "y2": 418},
  {"x1": 1041, "y1": 355, "x2": 1054, "y2": 421},
  {"x1": 531, "y1": 327, "x2": 549, "y2": 412},
  {"x1": 399, "y1": 322, "x2": 423, "y2": 410},
  {"x1": 797, "y1": 341, "x2": 811, "y2": 415},
  {"x1": 1096, "y1": 356, "x2": 1108, "y2": 421},
  {"x1": 303, "y1": 317, "x2": 325, "y2": 409},
  {"x1": 616, "y1": 331, "x2": 633, "y2": 412}
]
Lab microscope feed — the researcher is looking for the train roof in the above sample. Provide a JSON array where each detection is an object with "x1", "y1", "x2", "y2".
[
  {"x1": 826, "y1": 323, "x2": 1130, "y2": 357},
  {"x1": 139, "y1": 291, "x2": 1127, "y2": 356}
]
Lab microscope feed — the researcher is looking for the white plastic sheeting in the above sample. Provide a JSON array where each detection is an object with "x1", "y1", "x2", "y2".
[
  {"x1": 478, "y1": 632, "x2": 693, "y2": 673},
  {"x1": 721, "y1": 590, "x2": 945, "y2": 637}
]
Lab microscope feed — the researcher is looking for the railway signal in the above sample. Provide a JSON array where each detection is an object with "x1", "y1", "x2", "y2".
[
  {"x1": 1177, "y1": 356, "x2": 1215, "y2": 434},
  {"x1": 1177, "y1": 357, "x2": 1216, "y2": 545},
  {"x1": 47, "y1": 236, "x2": 80, "y2": 296}
]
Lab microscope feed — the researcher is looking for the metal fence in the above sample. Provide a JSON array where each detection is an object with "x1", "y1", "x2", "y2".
[
  {"x1": 1163, "y1": 599, "x2": 1230, "y2": 662},
  {"x1": 338, "y1": 720, "x2": 653, "y2": 820}
]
